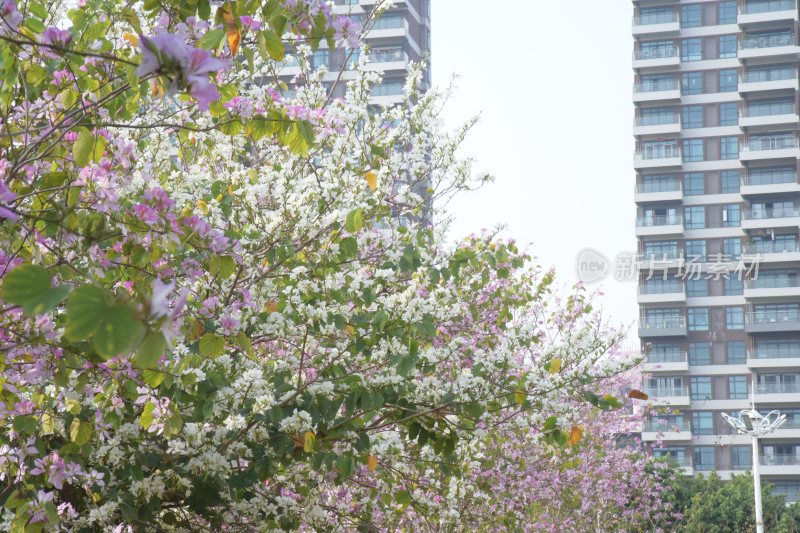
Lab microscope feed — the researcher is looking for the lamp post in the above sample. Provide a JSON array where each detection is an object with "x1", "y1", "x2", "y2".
[{"x1": 721, "y1": 409, "x2": 786, "y2": 533}]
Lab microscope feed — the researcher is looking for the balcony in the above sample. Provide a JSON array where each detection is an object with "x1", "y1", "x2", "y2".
[
  {"x1": 739, "y1": 106, "x2": 800, "y2": 129},
  {"x1": 754, "y1": 381, "x2": 800, "y2": 404},
  {"x1": 643, "y1": 351, "x2": 690, "y2": 373},
  {"x1": 746, "y1": 310, "x2": 800, "y2": 332},
  {"x1": 739, "y1": 1, "x2": 799, "y2": 27},
  {"x1": 739, "y1": 69, "x2": 799, "y2": 94},
  {"x1": 635, "y1": 181, "x2": 682, "y2": 203},
  {"x1": 639, "y1": 316, "x2": 688, "y2": 338},
  {"x1": 741, "y1": 173, "x2": 800, "y2": 196},
  {"x1": 365, "y1": 16, "x2": 409, "y2": 39},
  {"x1": 632, "y1": 12, "x2": 680, "y2": 36},
  {"x1": 634, "y1": 114, "x2": 681, "y2": 136},
  {"x1": 747, "y1": 349, "x2": 800, "y2": 369},
  {"x1": 656, "y1": 455, "x2": 694, "y2": 476},
  {"x1": 741, "y1": 207, "x2": 800, "y2": 230},
  {"x1": 635, "y1": 214, "x2": 683, "y2": 237},
  {"x1": 641, "y1": 419, "x2": 692, "y2": 442},
  {"x1": 740, "y1": 136, "x2": 800, "y2": 161},
  {"x1": 760, "y1": 454, "x2": 800, "y2": 475},
  {"x1": 365, "y1": 50, "x2": 409, "y2": 73},
  {"x1": 634, "y1": 145, "x2": 682, "y2": 169},
  {"x1": 633, "y1": 47, "x2": 680, "y2": 69},
  {"x1": 766, "y1": 421, "x2": 800, "y2": 439},
  {"x1": 738, "y1": 33, "x2": 800, "y2": 60},
  {"x1": 636, "y1": 251, "x2": 684, "y2": 271},
  {"x1": 642, "y1": 385, "x2": 691, "y2": 406},
  {"x1": 744, "y1": 276, "x2": 800, "y2": 298},
  {"x1": 743, "y1": 241, "x2": 800, "y2": 262},
  {"x1": 638, "y1": 283, "x2": 686, "y2": 304},
  {"x1": 633, "y1": 80, "x2": 681, "y2": 103}
]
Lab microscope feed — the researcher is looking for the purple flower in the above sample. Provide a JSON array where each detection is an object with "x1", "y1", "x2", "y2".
[
  {"x1": 220, "y1": 315, "x2": 240, "y2": 336},
  {"x1": 333, "y1": 16, "x2": 360, "y2": 48},
  {"x1": 239, "y1": 16, "x2": 262, "y2": 31},
  {"x1": 224, "y1": 96, "x2": 255, "y2": 118},
  {"x1": 41, "y1": 27, "x2": 73, "y2": 58},
  {"x1": 0, "y1": 0, "x2": 22, "y2": 35}
]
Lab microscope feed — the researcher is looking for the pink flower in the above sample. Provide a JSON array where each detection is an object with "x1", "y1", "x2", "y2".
[
  {"x1": 239, "y1": 16, "x2": 262, "y2": 31},
  {"x1": 41, "y1": 27, "x2": 73, "y2": 58},
  {"x1": 333, "y1": 16, "x2": 360, "y2": 48},
  {"x1": 220, "y1": 315, "x2": 240, "y2": 336},
  {"x1": 0, "y1": 0, "x2": 22, "y2": 35},
  {"x1": 224, "y1": 96, "x2": 255, "y2": 118}
]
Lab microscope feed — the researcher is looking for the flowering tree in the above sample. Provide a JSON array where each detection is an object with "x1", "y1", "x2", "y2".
[{"x1": 0, "y1": 0, "x2": 667, "y2": 530}]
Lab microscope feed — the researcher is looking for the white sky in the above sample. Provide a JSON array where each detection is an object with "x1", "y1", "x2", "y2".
[{"x1": 432, "y1": 0, "x2": 640, "y2": 343}]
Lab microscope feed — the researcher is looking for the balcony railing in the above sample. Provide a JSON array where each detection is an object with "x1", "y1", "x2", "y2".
[
  {"x1": 762, "y1": 454, "x2": 800, "y2": 466},
  {"x1": 748, "y1": 310, "x2": 800, "y2": 325},
  {"x1": 641, "y1": 316, "x2": 686, "y2": 329},
  {"x1": 636, "y1": 145, "x2": 681, "y2": 160},
  {"x1": 640, "y1": 282, "x2": 684, "y2": 295},
  {"x1": 749, "y1": 347, "x2": 800, "y2": 359},
  {"x1": 741, "y1": 0, "x2": 797, "y2": 14},
  {"x1": 742, "y1": 103, "x2": 797, "y2": 117},
  {"x1": 756, "y1": 382, "x2": 800, "y2": 394},
  {"x1": 636, "y1": 215, "x2": 683, "y2": 227},
  {"x1": 635, "y1": 114, "x2": 680, "y2": 127},
  {"x1": 633, "y1": 47, "x2": 679, "y2": 60},
  {"x1": 643, "y1": 419, "x2": 691, "y2": 432},
  {"x1": 746, "y1": 136, "x2": 798, "y2": 151},
  {"x1": 743, "y1": 68, "x2": 798, "y2": 83},
  {"x1": 633, "y1": 12, "x2": 678, "y2": 26},
  {"x1": 368, "y1": 49, "x2": 408, "y2": 63},
  {"x1": 746, "y1": 276, "x2": 799, "y2": 289},
  {"x1": 637, "y1": 181, "x2": 681, "y2": 193},
  {"x1": 655, "y1": 455, "x2": 693, "y2": 468},
  {"x1": 644, "y1": 385, "x2": 689, "y2": 397},
  {"x1": 742, "y1": 207, "x2": 800, "y2": 220},
  {"x1": 646, "y1": 351, "x2": 688, "y2": 364},
  {"x1": 744, "y1": 172, "x2": 797, "y2": 186},
  {"x1": 371, "y1": 16, "x2": 406, "y2": 30},
  {"x1": 633, "y1": 79, "x2": 679, "y2": 93},
  {"x1": 744, "y1": 241, "x2": 800, "y2": 254},
  {"x1": 638, "y1": 250, "x2": 683, "y2": 261},
  {"x1": 740, "y1": 33, "x2": 796, "y2": 49}
]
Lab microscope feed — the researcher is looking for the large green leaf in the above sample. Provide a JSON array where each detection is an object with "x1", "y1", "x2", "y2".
[
  {"x1": 257, "y1": 29, "x2": 284, "y2": 61},
  {"x1": 72, "y1": 129, "x2": 94, "y2": 167},
  {"x1": 133, "y1": 331, "x2": 166, "y2": 369},
  {"x1": 197, "y1": 28, "x2": 226, "y2": 50},
  {"x1": 65, "y1": 285, "x2": 112, "y2": 341},
  {"x1": 93, "y1": 304, "x2": 144, "y2": 358},
  {"x1": 1, "y1": 264, "x2": 69, "y2": 315}
]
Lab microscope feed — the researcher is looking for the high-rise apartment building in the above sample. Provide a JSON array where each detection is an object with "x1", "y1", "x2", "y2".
[{"x1": 632, "y1": 0, "x2": 800, "y2": 503}]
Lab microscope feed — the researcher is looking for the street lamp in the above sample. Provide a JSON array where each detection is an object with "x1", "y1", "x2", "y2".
[{"x1": 721, "y1": 409, "x2": 786, "y2": 533}]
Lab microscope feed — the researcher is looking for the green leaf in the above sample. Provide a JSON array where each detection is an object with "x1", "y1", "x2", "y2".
[
  {"x1": 1, "y1": 265, "x2": 69, "y2": 315},
  {"x1": 93, "y1": 135, "x2": 107, "y2": 162},
  {"x1": 29, "y1": 3, "x2": 48, "y2": 19},
  {"x1": 197, "y1": 28, "x2": 226, "y2": 50},
  {"x1": 199, "y1": 333, "x2": 226, "y2": 357},
  {"x1": 69, "y1": 419, "x2": 93, "y2": 445},
  {"x1": 93, "y1": 304, "x2": 144, "y2": 359},
  {"x1": 236, "y1": 331, "x2": 254, "y2": 357},
  {"x1": 23, "y1": 18, "x2": 45, "y2": 33},
  {"x1": 12, "y1": 415, "x2": 37, "y2": 435},
  {"x1": 139, "y1": 402, "x2": 155, "y2": 430},
  {"x1": 143, "y1": 368, "x2": 164, "y2": 388},
  {"x1": 258, "y1": 29, "x2": 284, "y2": 61},
  {"x1": 395, "y1": 490, "x2": 412, "y2": 506},
  {"x1": 134, "y1": 331, "x2": 166, "y2": 369},
  {"x1": 65, "y1": 285, "x2": 112, "y2": 341},
  {"x1": 163, "y1": 413, "x2": 183, "y2": 438},
  {"x1": 72, "y1": 129, "x2": 94, "y2": 167},
  {"x1": 345, "y1": 208, "x2": 364, "y2": 233}
]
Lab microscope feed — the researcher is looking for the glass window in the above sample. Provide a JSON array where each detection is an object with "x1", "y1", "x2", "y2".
[
  {"x1": 685, "y1": 239, "x2": 706, "y2": 261},
  {"x1": 681, "y1": 5, "x2": 702, "y2": 28},
  {"x1": 733, "y1": 446, "x2": 752, "y2": 469},
  {"x1": 720, "y1": 69, "x2": 738, "y2": 92},
  {"x1": 683, "y1": 139, "x2": 704, "y2": 162},
  {"x1": 685, "y1": 206, "x2": 706, "y2": 229},
  {"x1": 643, "y1": 240, "x2": 680, "y2": 259},
  {"x1": 723, "y1": 238, "x2": 741, "y2": 260},
  {"x1": 689, "y1": 342, "x2": 711, "y2": 365},
  {"x1": 720, "y1": 137, "x2": 739, "y2": 160},
  {"x1": 719, "y1": 1, "x2": 736, "y2": 24},
  {"x1": 728, "y1": 341, "x2": 746, "y2": 364},
  {"x1": 729, "y1": 375, "x2": 749, "y2": 399},
  {"x1": 721, "y1": 170, "x2": 740, "y2": 193},
  {"x1": 692, "y1": 412, "x2": 714, "y2": 435},
  {"x1": 682, "y1": 38, "x2": 703, "y2": 61},
  {"x1": 719, "y1": 35, "x2": 737, "y2": 58},
  {"x1": 688, "y1": 307, "x2": 709, "y2": 331},
  {"x1": 687, "y1": 278, "x2": 708, "y2": 297},
  {"x1": 694, "y1": 446, "x2": 716, "y2": 471},
  {"x1": 682, "y1": 105, "x2": 704, "y2": 129},
  {"x1": 725, "y1": 277, "x2": 743, "y2": 295},
  {"x1": 726, "y1": 307, "x2": 745, "y2": 330},
  {"x1": 772, "y1": 481, "x2": 800, "y2": 504},
  {"x1": 691, "y1": 376, "x2": 712, "y2": 399},
  {"x1": 723, "y1": 204, "x2": 740, "y2": 227},
  {"x1": 684, "y1": 173, "x2": 705, "y2": 196},
  {"x1": 720, "y1": 103, "x2": 738, "y2": 126},
  {"x1": 682, "y1": 72, "x2": 703, "y2": 95}
]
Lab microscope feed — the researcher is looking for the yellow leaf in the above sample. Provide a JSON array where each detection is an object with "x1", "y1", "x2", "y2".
[
  {"x1": 365, "y1": 171, "x2": 378, "y2": 191},
  {"x1": 568, "y1": 425, "x2": 583, "y2": 446},
  {"x1": 122, "y1": 33, "x2": 138, "y2": 47},
  {"x1": 265, "y1": 301, "x2": 278, "y2": 313},
  {"x1": 196, "y1": 199, "x2": 208, "y2": 214},
  {"x1": 226, "y1": 27, "x2": 241, "y2": 57},
  {"x1": 514, "y1": 389, "x2": 526, "y2": 406},
  {"x1": 548, "y1": 358, "x2": 562, "y2": 374},
  {"x1": 303, "y1": 431, "x2": 316, "y2": 453},
  {"x1": 367, "y1": 454, "x2": 378, "y2": 471},
  {"x1": 345, "y1": 324, "x2": 355, "y2": 337},
  {"x1": 220, "y1": 3, "x2": 235, "y2": 25},
  {"x1": 150, "y1": 79, "x2": 164, "y2": 98}
]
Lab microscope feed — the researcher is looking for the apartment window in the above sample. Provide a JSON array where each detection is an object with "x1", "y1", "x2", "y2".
[
  {"x1": 719, "y1": 35, "x2": 737, "y2": 58},
  {"x1": 726, "y1": 307, "x2": 745, "y2": 330},
  {"x1": 721, "y1": 170, "x2": 740, "y2": 193},
  {"x1": 692, "y1": 412, "x2": 714, "y2": 435},
  {"x1": 720, "y1": 103, "x2": 738, "y2": 126},
  {"x1": 733, "y1": 446, "x2": 752, "y2": 469},
  {"x1": 694, "y1": 446, "x2": 716, "y2": 471},
  {"x1": 688, "y1": 307, "x2": 709, "y2": 331},
  {"x1": 641, "y1": 74, "x2": 676, "y2": 92},
  {"x1": 720, "y1": 69, "x2": 738, "y2": 92},
  {"x1": 642, "y1": 107, "x2": 678, "y2": 126},
  {"x1": 681, "y1": 38, "x2": 703, "y2": 61},
  {"x1": 682, "y1": 105, "x2": 704, "y2": 129},
  {"x1": 725, "y1": 277, "x2": 743, "y2": 296},
  {"x1": 719, "y1": 1, "x2": 736, "y2": 24},
  {"x1": 685, "y1": 206, "x2": 705, "y2": 229},
  {"x1": 689, "y1": 342, "x2": 711, "y2": 365},
  {"x1": 772, "y1": 481, "x2": 800, "y2": 504},
  {"x1": 684, "y1": 173, "x2": 705, "y2": 196},
  {"x1": 723, "y1": 238, "x2": 741, "y2": 260},
  {"x1": 683, "y1": 139, "x2": 704, "y2": 162},
  {"x1": 685, "y1": 239, "x2": 706, "y2": 261},
  {"x1": 691, "y1": 376, "x2": 712, "y2": 400},
  {"x1": 687, "y1": 278, "x2": 708, "y2": 297},
  {"x1": 729, "y1": 375, "x2": 749, "y2": 399},
  {"x1": 755, "y1": 339, "x2": 800, "y2": 358},
  {"x1": 722, "y1": 204, "x2": 740, "y2": 227},
  {"x1": 644, "y1": 240, "x2": 679, "y2": 259},
  {"x1": 682, "y1": 72, "x2": 703, "y2": 95},
  {"x1": 728, "y1": 341, "x2": 746, "y2": 364},
  {"x1": 681, "y1": 5, "x2": 702, "y2": 28},
  {"x1": 640, "y1": 7, "x2": 675, "y2": 25},
  {"x1": 720, "y1": 137, "x2": 739, "y2": 160},
  {"x1": 749, "y1": 166, "x2": 796, "y2": 186}
]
